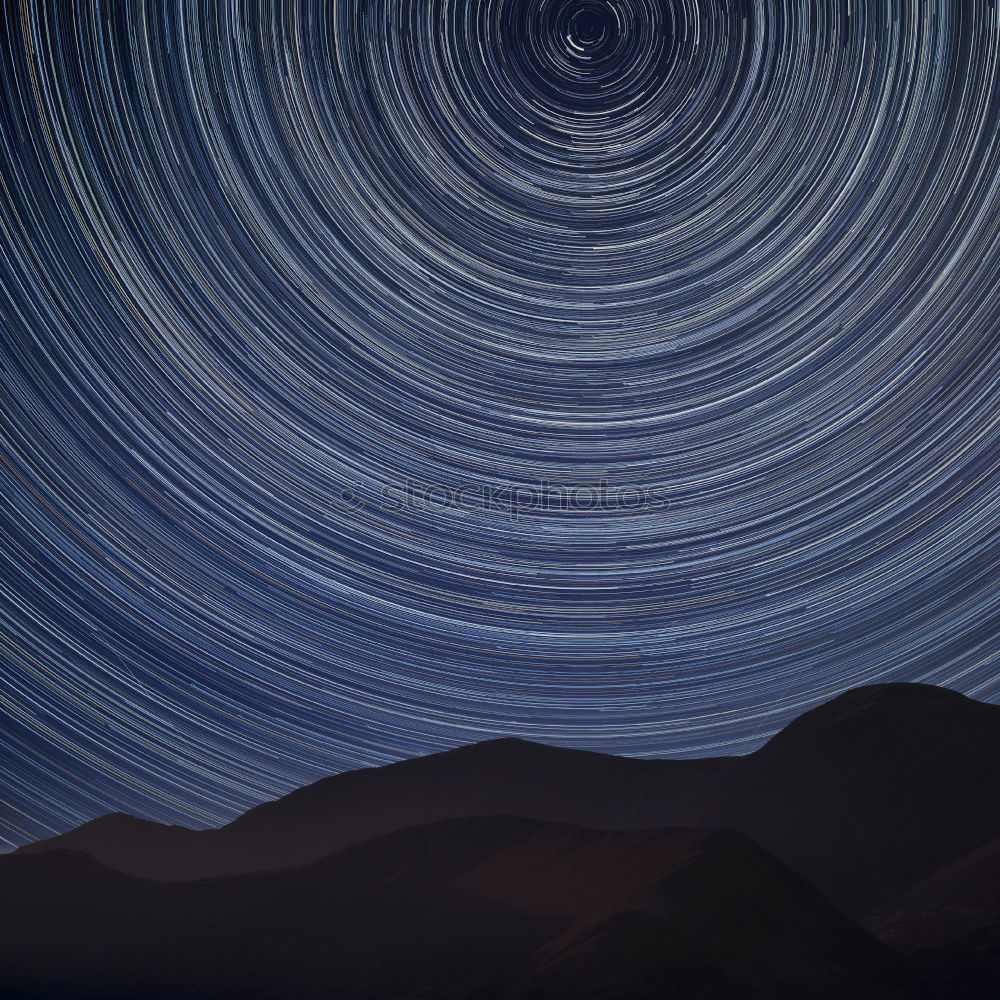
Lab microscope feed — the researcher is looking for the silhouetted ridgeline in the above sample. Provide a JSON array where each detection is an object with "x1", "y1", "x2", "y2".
[{"x1": 3, "y1": 683, "x2": 999, "y2": 998}]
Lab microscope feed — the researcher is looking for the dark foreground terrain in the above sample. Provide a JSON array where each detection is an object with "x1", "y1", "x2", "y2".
[{"x1": 2, "y1": 683, "x2": 998, "y2": 998}]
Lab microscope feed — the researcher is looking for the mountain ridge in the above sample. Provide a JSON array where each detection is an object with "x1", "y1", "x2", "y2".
[{"x1": 16, "y1": 682, "x2": 1000, "y2": 920}]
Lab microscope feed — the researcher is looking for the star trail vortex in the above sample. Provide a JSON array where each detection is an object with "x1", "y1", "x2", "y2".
[{"x1": 1, "y1": 0, "x2": 999, "y2": 846}]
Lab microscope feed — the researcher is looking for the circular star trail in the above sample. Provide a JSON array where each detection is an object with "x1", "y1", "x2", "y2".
[{"x1": 0, "y1": 0, "x2": 998, "y2": 846}]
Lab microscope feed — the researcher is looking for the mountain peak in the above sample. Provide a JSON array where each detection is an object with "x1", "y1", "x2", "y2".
[
  {"x1": 82, "y1": 812, "x2": 156, "y2": 830},
  {"x1": 823, "y1": 681, "x2": 975, "y2": 709},
  {"x1": 451, "y1": 736, "x2": 554, "y2": 756},
  {"x1": 757, "y1": 682, "x2": 990, "y2": 754}
]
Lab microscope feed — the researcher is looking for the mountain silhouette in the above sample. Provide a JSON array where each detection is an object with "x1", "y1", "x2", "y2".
[
  {"x1": 16, "y1": 736, "x2": 732, "y2": 881},
  {"x1": 0, "y1": 817, "x2": 916, "y2": 1000},
  {"x1": 17, "y1": 683, "x2": 1000, "y2": 924},
  {"x1": 690, "y1": 683, "x2": 1000, "y2": 915}
]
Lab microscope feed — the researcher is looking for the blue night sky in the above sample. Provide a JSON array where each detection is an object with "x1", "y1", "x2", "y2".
[{"x1": 0, "y1": 0, "x2": 998, "y2": 848}]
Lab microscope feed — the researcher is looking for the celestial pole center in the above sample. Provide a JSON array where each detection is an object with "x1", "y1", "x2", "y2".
[{"x1": 0, "y1": 0, "x2": 997, "y2": 848}]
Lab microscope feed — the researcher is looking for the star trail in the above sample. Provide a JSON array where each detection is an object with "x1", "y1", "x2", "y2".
[{"x1": 1, "y1": 0, "x2": 998, "y2": 847}]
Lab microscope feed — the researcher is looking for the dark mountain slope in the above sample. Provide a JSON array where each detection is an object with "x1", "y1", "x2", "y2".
[
  {"x1": 866, "y1": 837, "x2": 1000, "y2": 999},
  {"x1": 0, "y1": 817, "x2": 915, "y2": 1000},
  {"x1": 868, "y1": 835, "x2": 1000, "y2": 950},
  {"x1": 16, "y1": 683, "x2": 1000, "y2": 922},
  {"x1": 11, "y1": 812, "x2": 202, "y2": 881},
  {"x1": 17, "y1": 738, "x2": 731, "y2": 881},
  {"x1": 691, "y1": 683, "x2": 1000, "y2": 916}
]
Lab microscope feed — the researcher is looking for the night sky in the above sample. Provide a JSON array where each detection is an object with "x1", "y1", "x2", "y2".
[{"x1": 1, "y1": 0, "x2": 998, "y2": 849}]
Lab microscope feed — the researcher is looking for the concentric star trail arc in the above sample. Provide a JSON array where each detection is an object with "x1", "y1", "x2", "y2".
[{"x1": 0, "y1": 0, "x2": 998, "y2": 847}]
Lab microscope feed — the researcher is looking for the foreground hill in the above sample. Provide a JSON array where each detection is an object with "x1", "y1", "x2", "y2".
[
  {"x1": 866, "y1": 837, "x2": 1000, "y2": 997},
  {"x1": 18, "y1": 683, "x2": 1000, "y2": 923},
  {"x1": 0, "y1": 817, "x2": 915, "y2": 1000},
  {"x1": 869, "y1": 836, "x2": 1000, "y2": 951}
]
